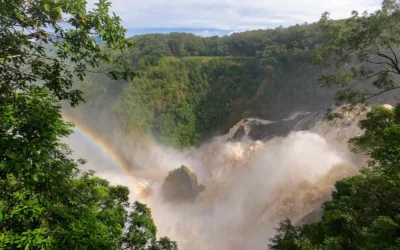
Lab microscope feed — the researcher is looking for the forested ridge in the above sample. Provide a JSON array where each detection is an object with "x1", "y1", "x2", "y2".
[
  {"x1": 65, "y1": 22, "x2": 334, "y2": 147},
  {"x1": 68, "y1": 14, "x2": 400, "y2": 147}
]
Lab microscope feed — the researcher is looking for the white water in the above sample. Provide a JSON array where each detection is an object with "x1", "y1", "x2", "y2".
[{"x1": 66, "y1": 106, "x2": 369, "y2": 250}]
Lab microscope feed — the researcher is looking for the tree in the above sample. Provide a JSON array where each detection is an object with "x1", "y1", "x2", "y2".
[
  {"x1": 269, "y1": 219, "x2": 304, "y2": 250},
  {"x1": 269, "y1": 167, "x2": 400, "y2": 250},
  {"x1": 122, "y1": 202, "x2": 157, "y2": 250},
  {"x1": 122, "y1": 202, "x2": 178, "y2": 250},
  {"x1": 0, "y1": 87, "x2": 178, "y2": 249},
  {"x1": 270, "y1": 2, "x2": 400, "y2": 249},
  {"x1": 313, "y1": 0, "x2": 400, "y2": 105},
  {"x1": 257, "y1": 44, "x2": 289, "y2": 77},
  {"x1": 0, "y1": 0, "x2": 136, "y2": 106},
  {"x1": 348, "y1": 105, "x2": 397, "y2": 164},
  {"x1": 149, "y1": 237, "x2": 179, "y2": 250},
  {"x1": 0, "y1": 87, "x2": 130, "y2": 249},
  {"x1": 0, "y1": 1, "x2": 178, "y2": 249}
]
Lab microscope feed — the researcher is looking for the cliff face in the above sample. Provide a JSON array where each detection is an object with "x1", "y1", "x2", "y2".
[{"x1": 161, "y1": 165, "x2": 205, "y2": 203}]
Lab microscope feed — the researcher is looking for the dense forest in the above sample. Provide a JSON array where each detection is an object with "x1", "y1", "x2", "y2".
[{"x1": 65, "y1": 22, "x2": 335, "y2": 147}]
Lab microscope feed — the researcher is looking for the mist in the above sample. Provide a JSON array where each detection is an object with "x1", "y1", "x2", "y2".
[{"x1": 65, "y1": 106, "x2": 368, "y2": 250}]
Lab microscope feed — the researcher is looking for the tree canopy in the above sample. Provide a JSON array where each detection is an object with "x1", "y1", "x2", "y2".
[
  {"x1": 270, "y1": 1, "x2": 400, "y2": 249},
  {"x1": 0, "y1": 87, "x2": 128, "y2": 249},
  {"x1": 313, "y1": 0, "x2": 400, "y2": 105},
  {"x1": 0, "y1": 0, "x2": 177, "y2": 249},
  {"x1": 0, "y1": 0, "x2": 136, "y2": 106}
]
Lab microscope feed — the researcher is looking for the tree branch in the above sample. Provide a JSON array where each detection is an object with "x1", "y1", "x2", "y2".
[
  {"x1": 366, "y1": 86, "x2": 400, "y2": 100},
  {"x1": 375, "y1": 51, "x2": 400, "y2": 74},
  {"x1": 361, "y1": 70, "x2": 386, "y2": 80},
  {"x1": 365, "y1": 59, "x2": 393, "y2": 67},
  {"x1": 384, "y1": 39, "x2": 399, "y2": 67},
  {"x1": 362, "y1": 47, "x2": 400, "y2": 74}
]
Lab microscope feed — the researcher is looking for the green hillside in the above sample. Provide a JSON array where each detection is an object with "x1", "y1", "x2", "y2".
[{"x1": 66, "y1": 23, "x2": 334, "y2": 147}]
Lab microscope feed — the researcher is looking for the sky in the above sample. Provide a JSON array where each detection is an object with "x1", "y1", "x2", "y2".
[{"x1": 88, "y1": 0, "x2": 383, "y2": 37}]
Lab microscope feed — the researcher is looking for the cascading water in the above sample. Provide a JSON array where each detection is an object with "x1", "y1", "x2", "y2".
[{"x1": 65, "y1": 105, "x2": 370, "y2": 250}]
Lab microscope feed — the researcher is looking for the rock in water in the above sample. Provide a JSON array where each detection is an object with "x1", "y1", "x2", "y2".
[
  {"x1": 162, "y1": 165, "x2": 205, "y2": 203},
  {"x1": 228, "y1": 125, "x2": 246, "y2": 142},
  {"x1": 228, "y1": 112, "x2": 322, "y2": 141},
  {"x1": 248, "y1": 120, "x2": 298, "y2": 140}
]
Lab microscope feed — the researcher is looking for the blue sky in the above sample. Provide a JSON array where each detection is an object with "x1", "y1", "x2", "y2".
[{"x1": 88, "y1": 0, "x2": 383, "y2": 37}]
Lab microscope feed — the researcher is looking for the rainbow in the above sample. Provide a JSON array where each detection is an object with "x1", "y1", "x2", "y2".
[{"x1": 62, "y1": 112, "x2": 146, "y2": 201}]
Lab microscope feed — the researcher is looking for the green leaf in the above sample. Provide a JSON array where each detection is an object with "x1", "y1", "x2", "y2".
[
  {"x1": 44, "y1": 4, "x2": 50, "y2": 11},
  {"x1": 16, "y1": 12, "x2": 24, "y2": 21},
  {"x1": 5, "y1": 151, "x2": 17, "y2": 160}
]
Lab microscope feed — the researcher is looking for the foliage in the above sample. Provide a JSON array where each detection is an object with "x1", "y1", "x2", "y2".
[
  {"x1": 269, "y1": 219, "x2": 304, "y2": 250},
  {"x1": 73, "y1": 57, "x2": 261, "y2": 147},
  {"x1": 0, "y1": 0, "x2": 135, "y2": 106},
  {"x1": 271, "y1": 2, "x2": 400, "y2": 249},
  {"x1": 0, "y1": 0, "x2": 178, "y2": 249},
  {"x1": 122, "y1": 202, "x2": 157, "y2": 250},
  {"x1": 313, "y1": 0, "x2": 400, "y2": 105},
  {"x1": 122, "y1": 201, "x2": 178, "y2": 250},
  {"x1": 349, "y1": 104, "x2": 400, "y2": 169},
  {"x1": 270, "y1": 168, "x2": 400, "y2": 250},
  {"x1": 0, "y1": 87, "x2": 177, "y2": 250},
  {"x1": 148, "y1": 237, "x2": 178, "y2": 250},
  {"x1": 0, "y1": 88, "x2": 127, "y2": 249}
]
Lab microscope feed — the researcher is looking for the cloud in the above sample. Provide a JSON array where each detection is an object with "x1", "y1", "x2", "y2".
[{"x1": 88, "y1": 0, "x2": 382, "y2": 34}]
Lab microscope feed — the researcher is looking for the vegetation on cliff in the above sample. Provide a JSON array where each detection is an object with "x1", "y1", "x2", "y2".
[{"x1": 66, "y1": 21, "x2": 334, "y2": 147}]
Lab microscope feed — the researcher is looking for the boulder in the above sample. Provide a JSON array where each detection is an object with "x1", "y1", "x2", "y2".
[
  {"x1": 228, "y1": 125, "x2": 246, "y2": 142},
  {"x1": 228, "y1": 112, "x2": 322, "y2": 141},
  {"x1": 248, "y1": 116, "x2": 310, "y2": 140},
  {"x1": 161, "y1": 165, "x2": 205, "y2": 203}
]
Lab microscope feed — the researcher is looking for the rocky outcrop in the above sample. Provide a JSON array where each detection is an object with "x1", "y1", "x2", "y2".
[
  {"x1": 228, "y1": 125, "x2": 246, "y2": 142},
  {"x1": 161, "y1": 165, "x2": 205, "y2": 203},
  {"x1": 228, "y1": 111, "x2": 325, "y2": 141}
]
